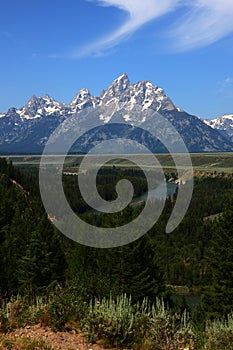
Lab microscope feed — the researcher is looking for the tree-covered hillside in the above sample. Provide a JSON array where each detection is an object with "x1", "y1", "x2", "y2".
[
  {"x1": 0, "y1": 157, "x2": 232, "y2": 325},
  {"x1": 0, "y1": 158, "x2": 66, "y2": 294}
]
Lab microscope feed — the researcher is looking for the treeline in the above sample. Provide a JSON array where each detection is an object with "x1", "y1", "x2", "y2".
[
  {"x1": 0, "y1": 158, "x2": 66, "y2": 294},
  {"x1": 0, "y1": 157, "x2": 233, "y2": 324}
]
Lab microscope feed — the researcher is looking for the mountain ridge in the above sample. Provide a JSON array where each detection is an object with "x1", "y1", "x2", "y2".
[
  {"x1": 204, "y1": 114, "x2": 233, "y2": 142},
  {"x1": 0, "y1": 74, "x2": 180, "y2": 119},
  {"x1": 0, "y1": 74, "x2": 232, "y2": 154}
]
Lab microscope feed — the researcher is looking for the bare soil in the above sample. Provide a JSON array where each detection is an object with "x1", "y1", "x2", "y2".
[{"x1": 4, "y1": 324, "x2": 112, "y2": 350}]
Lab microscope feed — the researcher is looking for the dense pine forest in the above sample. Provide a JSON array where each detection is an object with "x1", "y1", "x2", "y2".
[{"x1": 0, "y1": 157, "x2": 233, "y2": 349}]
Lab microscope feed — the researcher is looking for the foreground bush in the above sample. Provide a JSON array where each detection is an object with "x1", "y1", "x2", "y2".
[
  {"x1": 202, "y1": 314, "x2": 233, "y2": 350},
  {"x1": 84, "y1": 295, "x2": 194, "y2": 349},
  {"x1": 0, "y1": 289, "x2": 233, "y2": 349},
  {"x1": 0, "y1": 295, "x2": 45, "y2": 331},
  {"x1": 46, "y1": 284, "x2": 87, "y2": 331}
]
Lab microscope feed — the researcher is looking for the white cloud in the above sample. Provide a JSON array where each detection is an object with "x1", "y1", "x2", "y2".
[
  {"x1": 70, "y1": 0, "x2": 233, "y2": 58},
  {"x1": 170, "y1": 0, "x2": 233, "y2": 51},
  {"x1": 217, "y1": 77, "x2": 233, "y2": 92},
  {"x1": 224, "y1": 77, "x2": 233, "y2": 84},
  {"x1": 73, "y1": 0, "x2": 179, "y2": 58}
]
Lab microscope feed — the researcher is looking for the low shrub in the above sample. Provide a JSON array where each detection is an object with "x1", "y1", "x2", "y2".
[
  {"x1": 146, "y1": 299, "x2": 194, "y2": 349},
  {"x1": 203, "y1": 313, "x2": 233, "y2": 350},
  {"x1": 83, "y1": 295, "x2": 195, "y2": 349},
  {"x1": 46, "y1": 284, "x2": 87, "y2": 331},
  {"x1": 84, "y1": 294, "x2": 135, "y2": 346},
  {"x1": 0, "y1": 288, "x2": 232, "y2": 349}
]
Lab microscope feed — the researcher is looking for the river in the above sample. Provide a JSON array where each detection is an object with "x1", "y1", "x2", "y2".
[
  {"x1": 131, "y1": 182, "x2": 178, "y2": 206},
  {"x1": 90, "y1": 182, "x2": 178, "y2": 214}
]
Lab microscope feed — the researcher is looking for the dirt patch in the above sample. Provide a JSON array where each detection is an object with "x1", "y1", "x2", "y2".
[{"x1": 4, "y1": 324, "x2": 111, "y2": 350}]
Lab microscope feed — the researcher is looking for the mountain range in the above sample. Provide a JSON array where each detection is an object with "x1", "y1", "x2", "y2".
[
  {"x1": 204, "y1": 114, "x2": 233, "y2": 143},
  {"x1": 0, "y1": 73, "x2": 232, "y2": 154}
]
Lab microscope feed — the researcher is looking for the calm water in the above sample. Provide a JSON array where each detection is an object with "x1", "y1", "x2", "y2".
[
  {"x1": 132, "y1": 182, "x2": 177, "y2": 205},
  {"x1": 90, "y1": 182, "x2": 177, "y2": 214},
  {"x1": 171, "y1": 295, "x2": 202, "y2": 311}
]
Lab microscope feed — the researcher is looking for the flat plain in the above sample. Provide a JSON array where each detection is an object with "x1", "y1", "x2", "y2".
[{"x1": 5, "y1": 152, "x2": 233, "y2": 174}]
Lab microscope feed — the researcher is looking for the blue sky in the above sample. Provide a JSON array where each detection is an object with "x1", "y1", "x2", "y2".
[{"x1": 1, "y1": 0, "x2": 233, "y2": 119}]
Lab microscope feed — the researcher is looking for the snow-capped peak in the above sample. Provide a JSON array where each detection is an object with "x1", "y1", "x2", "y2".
[
  {"x1": 1, "y1": 74, "x2": 233, "y2": 154},
  {"x1": 69, "y1": 88, "x2": 96, "y2": 113},
  {"x1": 205, "y1": 114, "x2": 233, "y2": 128},
  {"x1": 2, "y1": 74, "x2": 179, "y2": 124},
  {"x1": 105, "y1": 73, "x2": 130, "y2": 97},
  {"x1": 15, "y1": 94, "x2": 64, "y2": 120},
  {"x1": 27, "y1": 95, "x2": 37, "y2": 106},
  {"x1": 204, "y1": 114, "x2": 233, "y2": 142},
  {"x1": 70, "y1": 88, "x2": 91, "y2": 105},
  {"x1": 222, "y1": 114, "x2": 233, "y2": 120},
  {"x1": 97, "y1": 74, "x2": 178, "y2": 124},
  {"x1": 113, "y1": 73, "x2": 130, "y2": 86},
  {"x1": 43, "y1": 94, "x2": 54, "y2": 103}
]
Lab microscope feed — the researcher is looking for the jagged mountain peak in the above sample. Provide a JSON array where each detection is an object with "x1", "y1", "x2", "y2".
[
  {"x1": 205, "y1": 114, "x2": 233, "y2": 127},
  {"x1": 27, "y1": 94, "x2": 37, "y2": 105},
  {"x1": 26, "y1": 94, "x2": 55, "y2": 107},
  {"x1": 69, "y1": 88, "x2": 96, "y2": 113},
  {"x1": 99, "y1": 74, "x2": 171, "y2": 113},
  {"x1": 8, "y1": 107, "x2": 17, "y2": 113},
  {"x1": 113, "y1": 73, "x2": 130, "y2": 85},
  {"x1": 1, "y1": 74, "x2": 233, "y2": 153},
  {"x1": 15, "y1": 94, "x2": 64, "y2": 120},
  {"x1": 204, "y1": 114, "x2": 233, "y2": 142},
  {"x1": 43, "y1": 94, "x2": 54, "y2": 102},
  {"x1": 133, "y1": 79, "x2": 164, "y2": 98},
  {"x1": 70, "y1": 88, "x2": 91, "y2": 105},
  {"x1": 134, "y1": 79, "x2": 156, "y2": 88},
  {"x1": 106, "y1": 73, "x2": 130, "y2": 96},
  {"x1": 7, "y1": 74, "x2": 176, "y2": 120},
  {"x1": 220, "y1": 114, "x2": 233, "y2": 120}
]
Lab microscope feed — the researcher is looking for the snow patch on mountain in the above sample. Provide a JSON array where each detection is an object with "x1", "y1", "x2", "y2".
[
  {"x1": 2, "y1": 73, "x2": 178, "y2": 124},
  {"x1": 69, "y1": 88, "x2": 97, "y2": 113},
  {"x1": 15, "y1": 94, "x2": 65, "y2": 120},
  {"x1": 204, "y1": 114, "x2": 233, "y2": 141},
  {"x1": 205, "y1": 114, "x2": 233, "y2": 128},
  {"x1": 0, "y1": 73, "x2": 232, "y2": 153}
]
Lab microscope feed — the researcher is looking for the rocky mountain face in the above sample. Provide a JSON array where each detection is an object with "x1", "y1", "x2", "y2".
[
  {"x1": 0, "y1": 74, "x2": 232, "y2": 154},
  {"x1": 204, "y1": 114, "x2": 233, "y2": 142}
]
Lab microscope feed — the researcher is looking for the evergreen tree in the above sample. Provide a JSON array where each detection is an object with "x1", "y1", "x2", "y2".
[
  {"x1": 0, "y1": 159, "x2": 67, "y2": 294},
  {"x1": 200, "y1": 197, "x2": 233, "y2": 319}
]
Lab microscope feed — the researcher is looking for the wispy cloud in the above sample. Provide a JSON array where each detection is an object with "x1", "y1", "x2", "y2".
[
  {"x1": 170, "y1": 0, "x2": 233, "y2": 51},
  {"x1": 69, "y1": 0, "x2": 233, "y2": 58},
  {"x1": 72, "y1": 0, "x2": 179, "y2": 58},
  {"x1": 217, "y1": 77, "x2": 233, "y2": 92}
]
